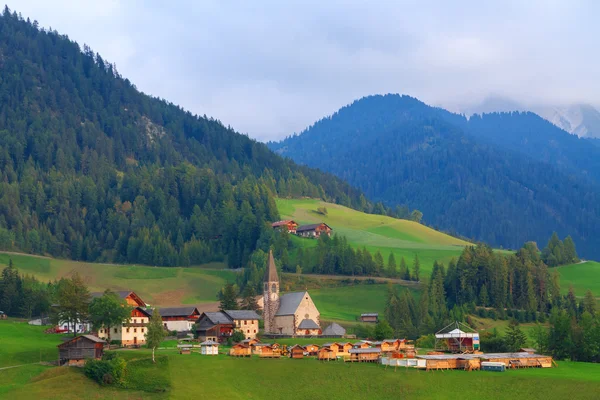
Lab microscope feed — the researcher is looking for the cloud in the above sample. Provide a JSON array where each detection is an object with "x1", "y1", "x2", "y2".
[{"x1": 7, "y1": 0, "x2": 600, "y2": 141}]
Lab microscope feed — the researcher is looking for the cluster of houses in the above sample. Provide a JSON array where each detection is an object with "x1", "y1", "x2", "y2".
[{"x1": 271, "y1": 220, "x2": 332, "y2": 238}]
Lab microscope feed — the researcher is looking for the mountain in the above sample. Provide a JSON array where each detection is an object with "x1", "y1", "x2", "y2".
[
  {"x1": 0, "y1": 9, "x2": 372, "y2": 267},
  {"x1": 270, "y1": 94, "x2": 600, "y2": 258}
]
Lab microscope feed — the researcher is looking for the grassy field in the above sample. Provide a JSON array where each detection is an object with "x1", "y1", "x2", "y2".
[
  {"x1": 556, "y1": 261, "x2": 600, "y2": 297},
  {"x1": 0, "y1": 252, "x2": 235, "y2": 306},
  {"x1": 277, "y1": 198, "x2": 470, "y2": 275}
]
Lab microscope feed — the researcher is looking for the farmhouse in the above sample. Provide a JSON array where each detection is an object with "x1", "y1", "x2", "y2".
[
  {"x1": 95, "y1": 290, "x2": 150, "y2": 346},
  {"x1": 195, "y1": 310, "x2": 261, "y2": 342},
  {"x1": 263, "y1": 250, "x2": 321, "y2": 335},
  {"x1": 271, "y1": 220, "x2": 298, "y2": 234},
  {"x1": 58, "y1": 335, "x2": 105, "y2": 366},
  {"x1": 360, "y1": 313, "x2": 379, "y2": 323},
  {"x1": 296, "y1": 223, "x2": 332, "y2": 238},
  {"x1": 147, "y1": 306, "x2": 200, "y2": 332},
  {"x1": 304, "y1": 344, "x2": 320, "y2": 355}
]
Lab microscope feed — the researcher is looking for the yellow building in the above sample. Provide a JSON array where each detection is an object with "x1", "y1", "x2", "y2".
[{"x1": 95, "y1": 291, "x2": 150, "y2": 346}]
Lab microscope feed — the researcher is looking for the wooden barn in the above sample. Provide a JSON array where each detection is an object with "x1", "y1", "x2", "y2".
[
  {"x1": 360, "y1": 313, "x2": 379, "y2": 323},
  {"x1": 271, "y1": 220, "x2": 298, "y2": 234},
  {"x1": 318, "y1": 347, "x2": 337, "y2": 361},
  {"x1": 304, "y1": 344, "x2": 320, "y2": 355},
  {"x1": 289, "y1": 344, "x2": 306, "y2": 359},
  {"x1": 347, "y1": 348, "x2": 381, "y2": 363},
  {"x1": 200, "y1": 340, "x2": 219, "y2": 355},
  {"x1": 229, "y1": 343, "x2": 251, "y2": 357},
  {"x1": 58, "y1": 335, "x2": 105, "y2": 366},
  {"x1": 296, "y1": 223, "x2": 332, "y2": 238}
]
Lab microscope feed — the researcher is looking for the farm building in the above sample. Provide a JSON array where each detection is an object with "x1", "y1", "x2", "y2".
[
  {"x1": 318, "y1": 347, "x2": 337, "y2": 361},
  {"x1": 353, "y1": 341, "x2": 371, "y2": 349},
  {"x1": 337, "y1": 342, "x2": 353, "y2": 355},
  {"x1": 304, "y1": 344, "x2": 320, "y2": 355},
  {"x1": 200, "y1": 340, "x2": 219, "y2": 355},
  {"x1": 241, "y1": 338, "x2": 260, "y2": 346},
  {"x1": 416, "y1": 352, "x2": 554, "y2": 371},
  {"x1": 196, "y1": 310, "x2": 261, "y2": 342},
  {"x1": 372, "y1": 340, "x2": 398, "y2": 353},
  {"x1": 322, "y1": 342, "x2": 341, "y2": 355},
  {"x1": 296, "y1": 223, "x2": 332, "y2": 238},
  {"x1": 229, "y1": 343, "x2": 251, "y2": 357},
  {"x1": 95, "y1": 290, "x2": 150, "y2": 346},
  {"x1": 147, "y1": 306, "x2": 200, "y2": 332},
  {"x1": 322, "y1": 322, "x2": 346, "y2": 337},
  {"x1": 271, "y1": 220, "x2": 298, "y2": 233},
  {"x1": 259, "y1": 344, "x2": 281, "y2": 358},
  {"x1": 289, "y1": 344, "x2": 306, "y2": 359},
  {"x1": 480, "y1": 353, "x2": 554, "y2": 368},
  {"x1": 263, "y1": 251, "x2": 321, "y2": 336},
  {"x1": 435, "y1": 322, "x2": 480, "y2": 353},
  {"x1": 58, "y1": 335, "x2": 105, "y2": 366},
  {"x1": 360, "y1": 313, "x2": 379, "y2": 323},
  {"x1": 347, "y1": 348, "x2": 381, "y2": 363}
]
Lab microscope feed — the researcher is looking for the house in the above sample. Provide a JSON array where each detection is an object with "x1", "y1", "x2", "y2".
[
  {"x1": 337, "y1": 342, "x2": 353, "y2": 355},
  {"x1": 271, "y1": 220, "x2": 298, "y2": 234},
  {"x1": 322, "y1": 322, "x2": 346, "y2": 337},
  {"x1": 263, "y1": 250, "x2": 321, "y2": 335},
  {"x1": 147, "y1": 306, "x2": 200, "y2": 332},
  {"x1": 58, "y1": 335, "x2": 105, "y2": 366},
  {"x1": 296, "y1": 223, "x2": 332, "y2": 238},
  {"x1": 259, "y1": 344, "x2": 281, "y2": 358},
  {"x1": 322, "y1": 342, "x2": 341, "y2": 355},
  {"x1": 353, "y1": 341, "x2": 371, "y2": 349},
  {"x1": 229, "y1": 343, "x2": 251, "y2": 357},
  {"x1": 195, "y1": 310, "x2": 261, "y2": 342},
  {"x1": 95, "y1": 291, "x2": 150, "y2": 346},
  {"x1": 200, "y1": 340, "x2": 219, "y2": 355},
  {"x1": 290, "y1": 344, "x2": 306, "y2": 359},
  {"x1": 347, "y1": 348, "x2": 381, "y2": 362},
  {"x1": 360, "y1": 313, "x2": 379, "y2": 323},
  {"x1": 241, "y1": 338, "x2": 260, "y2": 346}
]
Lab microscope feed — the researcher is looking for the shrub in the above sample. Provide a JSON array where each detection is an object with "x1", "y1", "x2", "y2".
[
  {"x1": 415, "y1": 334, "x2": 435, "y2": 349},
  {"x1": 231, "y1": 330, "x2": 245, "y2": 343},
  {"x1": 84, "y1": 355, "x2": 127, "y2": 386}
]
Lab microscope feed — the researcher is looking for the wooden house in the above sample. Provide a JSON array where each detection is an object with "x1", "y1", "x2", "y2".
[
  {"x1": 372, "y1": 340, "x2": 396, "y2": 353},
  {"x1": 271, "y1": 220, "x2": 298, "y2": 234},
  {"x1": 347, "y1": 348, "x2": 381, "y2": 363},
  {"x1": 360, "y1": 313, "x2": 379, "y2": 323},
  {"x1": 259, "y1": 344, "x2": 281, "y2": 358},
  {"x1": 196, "y1": 310, "x2": 261, "y2": 342},
  {"x1": 289, "y1": 345, "x2": 306, "y2": 359},
  {"x1": 200, "y1": 340, "x2": 219, "y2": 355},
  {"x1": 242, "y1": 338, "x2": 260, "y2": 347},
  {"x1": 304, "y1": 344, "x2": 319, "y2": 356},
  {"x1": 337, "y1": 342, "x2": 353, "y2": 355},
  {"x1": 229, "y1": 343, "x2": 251, "y2": 357},
  {"x1": 318, "y1": 347, "x2": 337, "y2": 361},
  {"x1": 58, "y1": 335, "x2": 105, "y2": 366},
  {"x1": 480, "y1": 353, "x2": 554, "y2": 368},
  {"x1": 296, "y1": 223, "x2": 332, "y2": 238},
  {"x1": 353, "y1": 341, "x2": 371, "y2": 349},
  {"x1": 321, "y1": 342, "x2": 340, "y2": 355}
]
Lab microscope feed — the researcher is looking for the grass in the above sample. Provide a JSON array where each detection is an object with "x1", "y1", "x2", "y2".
[
  {"x1": 0, "y1": 320, "x2": 65, "y2": 367},
  {"x1": 0, "y1": 252, "x2": 236, "y2": 306},
  {"x1": 556, "y1": 261, "x2": 600, "y2": 297},
  {"x1": 276, "y1": 198, "x2": 470, "y2": 275}
]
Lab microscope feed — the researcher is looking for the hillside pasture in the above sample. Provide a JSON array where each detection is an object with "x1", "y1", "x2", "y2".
[{"x1": 556, "y1": 261, "x2": 600, "y2": 297}]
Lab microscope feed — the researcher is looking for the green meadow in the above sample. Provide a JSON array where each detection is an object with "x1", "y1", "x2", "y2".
[
  {"x1": 276, "y1": 198, "x2": 470, "y2": 275},
  {"x1": 556, "y1": 261, "x2": 600, "y2": 297}
]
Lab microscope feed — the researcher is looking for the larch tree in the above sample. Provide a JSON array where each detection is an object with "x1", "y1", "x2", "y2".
[{"x1": 145, "y1": 308, "x2": 166, "y2": 363}]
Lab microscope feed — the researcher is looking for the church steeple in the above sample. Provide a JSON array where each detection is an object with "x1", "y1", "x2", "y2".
[{"x1": 263, "y1": 249, "x2": 280, "y2": 333}]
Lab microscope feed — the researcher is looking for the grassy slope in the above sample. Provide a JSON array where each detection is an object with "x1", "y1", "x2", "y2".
[
  {"x1": 277, "y1": 198, "x2": 470, "y2": 275},
  {"x1": 0, "y1": 253, "x2": 235, "y2": 306},
  {"x1": 556, "y1": 261, "x2": 600, "y2": 297}
]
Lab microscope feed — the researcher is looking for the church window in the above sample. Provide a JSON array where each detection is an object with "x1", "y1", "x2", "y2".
[{"x1": 271, "y1": 283, "x2": 277, "y2": 292}]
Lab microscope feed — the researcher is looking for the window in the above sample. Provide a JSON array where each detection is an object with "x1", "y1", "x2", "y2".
[
  {"x1": 271, "y1": 283, "x2": 276, "y2": 293},
  {"x1": 264, "y1": 283, "x2": 268, "y2": 292},
  {"x1": 133, "y1": 319, "x2": 136, "y2": 323},
  {"x1": 254, "y1": 330, "x2": 256, "y2": 333},
  {"x1": 141, "y1": 328, "x2": 144, "y2": 333},
  {"x1": 244, "y1": 320, "x2": 247, "y2": 325},
  {"x1": 134, "y1": 328, "x2": 137, "y2": 333},
  {"x1": 114, "y1": 328, "x2": 118, "y2": 333},
  {"x1": 126, "y1": 328, "x2": 130, "y2": 333}
]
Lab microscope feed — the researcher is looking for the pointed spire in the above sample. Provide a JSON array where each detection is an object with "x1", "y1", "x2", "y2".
[{"x1": 264, "y1": 250, "x2": 279, "y2": 282}]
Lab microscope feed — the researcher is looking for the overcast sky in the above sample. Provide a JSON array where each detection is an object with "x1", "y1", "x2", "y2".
[{"x1": 9, "y1": 1, "x2": 600, "y2": 141}]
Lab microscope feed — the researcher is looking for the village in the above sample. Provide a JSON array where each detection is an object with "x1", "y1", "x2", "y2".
[{"x1": 54, "y1": 248, "x2": 556, "y2": 375}]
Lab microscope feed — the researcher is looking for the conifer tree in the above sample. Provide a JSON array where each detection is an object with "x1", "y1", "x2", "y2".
[
  {"x1": 412, "y1": 254, "x2": 421, "y2": 282},
  {"x1": 504, "y1": 319, "x2": 527, "y2": 352},
  {"x1": 219, "y1": 283, "x2": 239, "y2": 311},
  {"x1": 386, "y1": 253, "x2": 397, "y2": 278}
]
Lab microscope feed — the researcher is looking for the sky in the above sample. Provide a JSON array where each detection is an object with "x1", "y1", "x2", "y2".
[{"x1": 9, "y1": 1, "x2": 600, "y2": 141}]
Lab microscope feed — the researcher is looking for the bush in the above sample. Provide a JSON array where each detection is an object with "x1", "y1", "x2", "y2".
[
  {"x1": 415, "y1": 334, "x2": 435, "y2": 349},
  {"x1": 84, "y1": 355, "x2": 127, "y2": 386},
  {"x1": 231, "y1": 330, "x2": 245, "y2": 343}
]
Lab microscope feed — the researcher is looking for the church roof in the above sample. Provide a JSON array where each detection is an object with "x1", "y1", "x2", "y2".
[
  {"x1": 298, "y1": 319, "x2": 320, "y2": 329},
  {"x1": 322, "y1": 322, "x2": 346, "y2": 336},
  {"x1": 275, "y1": 292, "x2": 307, "y2": 316},
  {"x1": 264, "y1": 250, "x2": 279, "y2": 282}
]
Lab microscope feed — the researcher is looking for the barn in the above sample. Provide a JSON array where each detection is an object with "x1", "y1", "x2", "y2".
[{"x1": 58, "y1": 335, "x2": 105, "y2": 366}]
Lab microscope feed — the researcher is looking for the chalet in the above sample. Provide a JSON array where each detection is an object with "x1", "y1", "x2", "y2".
[
  {"x1": 317, "y1": 347, "x2": 337, "y2": 361},
  {"x1": 58, "y1": 335, "x2": 105, "y2": 366},
  {"x1": 95, "y1": 291, "x2": 150, "y2": 346},
  {"x1": 147, "y1": 306, "x2": 200, "y2": 332},
  {"x1": 360, "y1": 313, "x2": 379, "y2": 323},
  {"x1": 296, "y1": 223, "x2": 332, "y2": 238},
  {"x1": 259, "y1": 344, "x2": 281, "y2": 358},
  {"x1": 290, "y1": 344, "x2": 306, "y2": 359},
  {"x1": 241, "y1": 338, "x2": 260, "y2": 346},
  {"x1": 271, "y1": 220, "x2": 298, "y2": 234},
  {"x1": 200, "y1": 340, "x2": 219, "y2": 355},
  {"x1": 195, "y1": 310, "x2": 261, "y2": 342},
  {"x1": 353, "y1": 341, "x2": 371, "y2": 349},
  {"x1": 337, "y1": 342, "x2": 353, "y2": 356},
  {"x1": 322, "y1": 322, "x2": 346, "y2": 337},
  {"x1": 322, "y1": 342, "x2": 341, "y2": 355},
  {"x1": 229, "y1": 343, "x2": 251, "y2": 357},
  {"x1": 347, "y1": 348, "x2": 381, "y2": 362}
]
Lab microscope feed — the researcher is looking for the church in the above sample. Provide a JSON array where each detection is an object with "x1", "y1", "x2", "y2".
[{"x1": 263, "y1": 250, "x2": 321, "y2": 336}]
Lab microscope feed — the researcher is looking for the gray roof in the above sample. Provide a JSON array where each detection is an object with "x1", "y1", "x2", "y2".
[
  {"x1": 203, "y1": 312, "x2": 233, "y2": 324},
  {"x1": 349, "y1": 348, "x2": 381, "y2": 354},
  {"x1": 60, "y1": 335, "x2": 105, "y2": 347},
  {"x1": 200, "y1": 340, "x2": 219, "y2": 346},
  {"x1": 361, "y1": 313, "x2": 379, "y2": 317},
  {"x1": 147, "y1": 307, "x2": 199, "y2": 317},
  {"x1": 322, "y1": 322, "x2": 346, "y2": 336},
  {"x1": 224, "y1": 310, "x2": 261, "y2": 320},
  {"x1": 298, "y1": 319, "x2": 320, "y2": 329},
  {"x1": 264, "y1": 250, "x2": 279, "y2": 282},
  {"x1": 275, "y1": 292, "x2": 307, "y2": 316},
  {"x1": 296, "y1": 223, "x2": 331, "y2": 232},
  {"x1": 321, "y1": 343, "x2": 338, "y2": 347}
]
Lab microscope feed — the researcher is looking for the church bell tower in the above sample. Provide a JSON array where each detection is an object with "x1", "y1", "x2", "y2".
[{"x1": 263, "y1": 250, "x2": 280, "y2": 333}]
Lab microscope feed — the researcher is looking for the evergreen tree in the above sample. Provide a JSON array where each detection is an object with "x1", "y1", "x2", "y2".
[
  {"x1": 412, "y1": 254, "x2": 421, "y2": 282},
  {"x1": 504, "y1": 319, "x2": 527, "y2": 352},
  {"x1": 583, "y1": 290, "x2": 597, "y2": 316},
  {"x1": 240, "y1": 286, "x2": 259, "y2": 311},
  {"x1": 562, "y1": 236, "x2": 579, "y2": 264},
  {"x1": 374, "y1": 320, "x2": 394, "y2": 340},
  {"x1": 386, "y1": 253, "x2": 397, "y2": 278},
  {"x1": 219, "y1": 283, "x2": 239, "y2": 311},
  {"x1": 399, "y1": 257, "x2": 410, "y2": 280}
]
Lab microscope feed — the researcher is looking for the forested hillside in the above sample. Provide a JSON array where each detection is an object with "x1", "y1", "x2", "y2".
[
  {"x1": 270, "y1": 94, "x2": 600, "y2": 258},
  {"x1": 0, "y1": 9, "x2": 370, "y2": 267}
]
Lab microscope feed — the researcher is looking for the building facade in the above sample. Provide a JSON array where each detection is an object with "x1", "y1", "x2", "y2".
[
  {"x1": 296, "y1": 223, "x2": 332, "y2": 238},
  {"x1": 95, "y1": 291, "x2": 150, "y2": 346}
]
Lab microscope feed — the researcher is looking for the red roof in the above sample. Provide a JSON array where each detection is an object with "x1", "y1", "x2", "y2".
[{"x1": 271, "y1": 220, "x2": 297, "y2": 228}]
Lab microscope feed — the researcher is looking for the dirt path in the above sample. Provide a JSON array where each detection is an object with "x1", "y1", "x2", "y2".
[{"x1": 0, "y1": 363, "x2": 39, "y2": 371}]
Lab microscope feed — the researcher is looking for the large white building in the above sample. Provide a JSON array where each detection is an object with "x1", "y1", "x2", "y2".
[{"x1": 95, "y1": 291, "x2": 150, "y2": 346}]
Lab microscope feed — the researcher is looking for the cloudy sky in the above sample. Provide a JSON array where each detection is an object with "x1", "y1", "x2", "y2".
[{"x1": 9, "y1": 1, "x2": 600, "y2": 141}]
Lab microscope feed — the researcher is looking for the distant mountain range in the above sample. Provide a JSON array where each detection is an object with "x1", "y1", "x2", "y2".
[
  {"x1": 453, "y1": 96, "x2": 600, "y2": 139},
  {"x1": 269, "y1": 94, "x2": 600, "y2": 259}
]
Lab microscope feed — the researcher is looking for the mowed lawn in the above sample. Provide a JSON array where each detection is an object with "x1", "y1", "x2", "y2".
[
  {"x1": 0, "y1": 253, "x2": 236, "y2": 306},
  {"x1": 556, "y1": 261, "x2": 600, "y2": 297},
  {"x1": 276, "y1": 198, "x2": 470, "y2": 275},
  {"x1": 0, "y1": 320, "x2": 64, "y2": 367}
]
